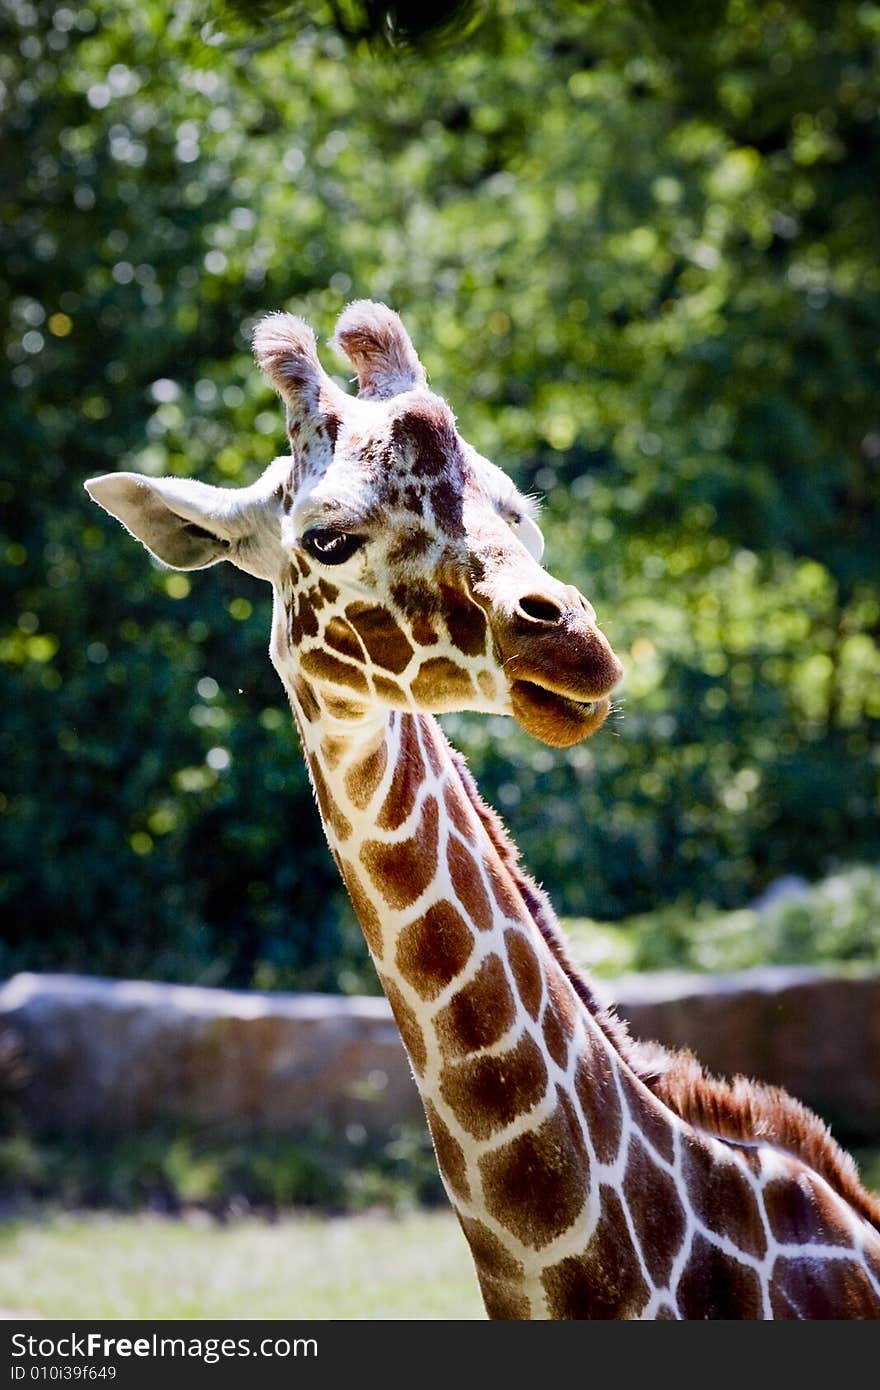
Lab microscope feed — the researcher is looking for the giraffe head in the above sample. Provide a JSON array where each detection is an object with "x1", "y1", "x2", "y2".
[{"x1": 85, "y1": 302, "x2": 622, "y2": 747}]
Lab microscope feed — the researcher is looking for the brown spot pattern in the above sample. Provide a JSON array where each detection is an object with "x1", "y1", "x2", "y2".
[
  {"x1": 542, "y1": 1187, "x2": 649, "y2": 1318},
  {"x1": 425, "y1": 1100, "x2": 470, "y2": 1201},
  {"x1": 391, "y1": 577, "x2": 439, "y2": 624},
  {"x1": 291, "y1": 677, "x2": 320, "y2": 724},
  {"x1": 388, "y1": 525, "x2": 434, "y2": 565},
  {"x1": 730, "y1": 1143, "x2": 764, "y2": 1176},
  {"x1": 478, "y1": 1281, "x2": 531, "y2": 1320},
  {"x1": 770, "y1": 1256, "x2": 880, "y2": 1319},
  {"x1": 622, "y1": 1134, "x2": 687, "y2": 1287},
  {"x1": 484, "y1": 853, "x2": 525, "y2": 922},
  {"x1": 345, "y1": 602, "x2": 414, "y2": 675},
  {"x1": 480, "y1": 1088, "x2": 590, "y2": 1249},
  {"x1": 321, "y1": 409, "x2": 340, "y2": 448},
  {"x1": 296, "y1": 594, "x2": 320, "y2": 638},
  {"x1": 542, "y1": 1006, "x2": 569, "y2": 1070},
  {"x1": 325, "y1": 616, "x2": 364, "y2": 663},
  {"x1": 477, "y1": 670, "x2": 497, "y2": 700},
  {"x1": 429, "y1": 477, "x2": 464, "y2": 535},
  {"x1": 676, "y1": 1233, "x2": 763, "y2": 1319},
  {"x1": 573, "y1": 1051, "x2": 623, "y2": 1166},
  {"x1": 339, "y1": 859, "x2": 384, "y2": 959},
  {"x1": 393, "y1": 398, "x2": 463, "y2": 487},
  {"x1": 682, "y1": 1139, "x2": 767, "y2": 1260},
  {"x1": 344, "y1": 737, "x2": 388, "y2": 810},
  {"x1": 411, "y1": 657, "x2": 475, "y2": 707},
  {"x1": 763, "y1": 1173, "x2": 852, "y2": 1248},
  {"x1": 444, "y1": 783, "x2": 474, "y2": 837},
  {"x1": 434, "y1": 953, "x2": 516, "y2": 1058},
  {"x1": 403, "y1": 483, "x2": 422, "y2": 512},
  {"x1": 319, "y1": 735, "x2": 347, "y2": 770},
  {"x1": 395, "y1": 898, "x2": 473, "y2": 1000},
  {"x1": 420, "y1": 721, "x2": 445, "y2": 776},
  {"x1": 439, "y1": 583, "x2": 488, "y2": 657},
  {"x1": 505, "y1": 929, "x2": 543, "y2": 1020},
  {"x1": 361, "y1": 795, "x2": 439, "y2": 908},
  {"x1": 459, "y1": 1218, "x2": 532, "y2": 1318},
  {"x1": 372, "y1": 674, "x2": 406, "y2": 705},
  {"x1": 301, "y1": 648, "x2": 369, "y2": 692},
  {"x1": 446, "y1": 838, "x2": 493, "y2": 931},
  {"x1": 545, "y1": 962, "x2": 577, "y2": 1038},
  {"x1": 306, "y1": 583, "x2": 327, "y2": 613},
  {"x1": 323, "y1": 695, "x2": 367, "y2": 721},
  {"x1": 412, "y1": 612, "x2": 439, "y2": 646},
  {"x1": 458, "y1": 1217, "x2": 524, "y2": 1280},
  {"x1": 440, "y1": 1032, "x2": 548, "y2": 1141},
  {"x1": 377, "y1": 731, "x2": 425, "y2": 831},
  {"x1": 287, "y1": 603, "x2": 303, "y2": 648},
  {"x1": 308, "y1": 759, "x2": 351, "y2": 842},
  {"x1": 381, "y1": 977, "x2": 426, "y2": 1073},
  {"x1": 619, "y1": 1071, "x2": 675, "y2": 1165}
]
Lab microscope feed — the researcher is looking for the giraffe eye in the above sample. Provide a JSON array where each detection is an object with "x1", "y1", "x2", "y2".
[{"x1": 301, "y1": 528, "x2": 365, "y2": 565}]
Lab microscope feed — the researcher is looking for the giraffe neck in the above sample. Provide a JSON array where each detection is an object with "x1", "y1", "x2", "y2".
[
  {"x1": 294, "y1": 698, "x2": 880, "y2": 1318},
  {"x1": 291, "y1": 694, "x2": 691, "y2": 1316},
  {"x1": 281, "y1": 686, "x2": 880, "y2": 1318}
]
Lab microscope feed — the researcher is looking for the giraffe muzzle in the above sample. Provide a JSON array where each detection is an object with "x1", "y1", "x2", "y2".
[
  {"x1": 508, "y1": 678, "x2": 613, "y2": 747},
  {"x1": 493, "y1": 587, "x2": 624, "y2": 748}
]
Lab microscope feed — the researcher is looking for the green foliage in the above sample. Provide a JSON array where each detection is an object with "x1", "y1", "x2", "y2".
[
  {"x1": 216, "y1": 0, "x2": 485, "y2": 50},
  {"x1": 0, "y1": 1119, "x2": 444, "y2": 1214},
  {"x1": 566, "y1": 864, "x2": 880, "y2": 976},
  {"x1": 1, "y1": 1, "x2": 878, "y2": 989}
]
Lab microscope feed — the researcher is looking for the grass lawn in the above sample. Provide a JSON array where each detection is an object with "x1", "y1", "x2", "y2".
[
  {"x1": 2, "y1": 1161, "x2": 878, "y2": 1320},
  {"x1": 0, "y1": 1208, "x2": 484, "y2": 1320}
]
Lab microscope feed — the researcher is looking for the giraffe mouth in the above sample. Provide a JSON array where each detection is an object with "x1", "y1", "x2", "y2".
[{"x1": 509, "y1": 678, "x2": 612, "y2": 748}]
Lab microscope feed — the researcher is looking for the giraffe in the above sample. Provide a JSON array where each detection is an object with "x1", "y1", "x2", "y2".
[{"x1": 85, "y1": 300, "x2": 880, "y2": 1320}]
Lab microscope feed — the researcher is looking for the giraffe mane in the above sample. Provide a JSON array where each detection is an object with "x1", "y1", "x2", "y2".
[
  {"x1": 652, "y1": 1052, "x2": 880, "y2": 1230},
  {"x1": 446, "y1": 742, "x2": 880, "y2": 1235}
]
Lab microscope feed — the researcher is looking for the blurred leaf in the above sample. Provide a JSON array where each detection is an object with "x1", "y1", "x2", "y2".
[{"x1": 1, "y1": 0, "x2": 878, "y2": 988}]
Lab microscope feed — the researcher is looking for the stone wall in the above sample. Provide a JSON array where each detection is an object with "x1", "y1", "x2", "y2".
[
  {"x1": 0, "y1": 974, "x2": 423, "y2": 1137},
  {"x1": 2, "y1": 966, "x2": 878, "y2": 1141},
  {"x1": 608, "y1": 965, "x2": 880, "y2": 1140}
]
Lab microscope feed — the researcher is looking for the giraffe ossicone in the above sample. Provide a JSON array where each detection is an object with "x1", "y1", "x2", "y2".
[{"x1": 86, "y1": 299, "x2": 880, "y2": 1319}]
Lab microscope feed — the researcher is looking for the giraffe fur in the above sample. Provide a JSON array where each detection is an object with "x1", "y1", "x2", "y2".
[{"x1": 85, "y1": 299, "x2": 880, "y2": 1319}]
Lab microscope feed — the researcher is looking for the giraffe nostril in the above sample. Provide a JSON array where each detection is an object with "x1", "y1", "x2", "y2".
[{"x1": 517, "y1": 593, "x2": 566, "y2": 625}]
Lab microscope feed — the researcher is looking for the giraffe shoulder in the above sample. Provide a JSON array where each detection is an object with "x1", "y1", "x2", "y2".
[{"x1": 653, "y1": 1048, "x2": 880, "y2": 1232}]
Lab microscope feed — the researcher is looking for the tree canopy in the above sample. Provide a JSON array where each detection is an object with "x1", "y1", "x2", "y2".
[{"x1": 2, "y1": 0, "x2": 878, "y2": 991}]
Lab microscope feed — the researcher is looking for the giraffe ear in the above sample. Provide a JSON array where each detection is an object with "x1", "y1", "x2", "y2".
[
  {"x1": 331, "y1": 300, "x2": 427, "y2": 400},
  {"x1": 84, "y1": 472, "x2": 234, "y2": 570},
  {"x1": 509, "y1": 512, "x2": 545, "y2": 563}
]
